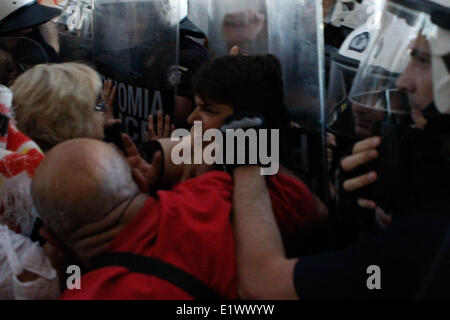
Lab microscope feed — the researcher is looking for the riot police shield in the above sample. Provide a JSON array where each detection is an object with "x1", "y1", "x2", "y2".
[
  {"x1": 206, "y1": 0, "x2": 328, "y2": 202},
  {"x1": 92, "y1": 0, "x2": 180, "y2": 144},
  {"x1": 0, "y1": 37, "x2": 49, "y2": 86},
  {"x1": 186, "y1": 0, "x2": 208, "y2": 38},
  {"x1": 206, "y1": 0, "x2": 268, "y2": 57},
  {"x1": 54, "y1": 0, "x2": 93, "y2": 62},
  {"x1": 328, "y1": 0, "x2": 378, "y2": 30}
]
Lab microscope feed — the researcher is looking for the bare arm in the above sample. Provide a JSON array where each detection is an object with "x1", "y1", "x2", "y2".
[{"x1": 232, "y1": 166, "x2": 299, "y2": 299}]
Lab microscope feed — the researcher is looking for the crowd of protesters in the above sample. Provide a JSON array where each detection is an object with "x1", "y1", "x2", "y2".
[{"x1": 0, "y1": 0, "x2": 449, "y2": 300}]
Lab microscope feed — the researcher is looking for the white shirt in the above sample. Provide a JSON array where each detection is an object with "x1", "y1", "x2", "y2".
[{"x1": 0, "y1": 225, "x2": 60, "y2": 300}]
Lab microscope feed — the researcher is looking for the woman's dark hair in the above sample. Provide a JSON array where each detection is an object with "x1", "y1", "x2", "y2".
[{"x1": 192, "y1": 54, "x2": 287, "y2": 129}]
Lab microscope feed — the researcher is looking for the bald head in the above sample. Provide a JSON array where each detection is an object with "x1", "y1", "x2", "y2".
[{"x1": 31, "y1": 139, "x2": 139, "y2": 241}]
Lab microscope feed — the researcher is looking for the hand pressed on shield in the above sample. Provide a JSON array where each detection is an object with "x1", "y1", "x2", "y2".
[
  {"x1": 121, "y1": 134, "x2": 163, "y2": 194},
  {"x1": 101, "y1": 80, "x2": 121, "y2": 127},
  {"x1": 102, "y1": 80, "x2": 116, "y2": 109},
  {"x1": 341, "y1": 136, "x2": 381, "y2": 209},
  {"x1": 147, "y1": 111, "x2": 175, "y2": 141}
]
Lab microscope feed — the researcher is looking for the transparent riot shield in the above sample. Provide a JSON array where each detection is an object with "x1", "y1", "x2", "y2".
[
  {"x1": 206, "y1": 0, "x2": 268, "y2": 57},
  {"x1": 180, "y1": 0, "x2": 206, "y2": 38},
  {"x1": 0, "y1": 37, "x2": 49, "y2": 86},
  {"x1": 206, "y1": 0, "x2": 328, "y2": 202},
  {"x1": 39, "y1": 0, "x2": 68, "y2": 7},
  {"x1": 187, "y1": 0, "x2": 208, "y2": 37},
  {"x1": 54, "y1": 0, "x2": 93, "y2": 62},
  {"x1": 92, "y1": 0, "x2": 179, "y2": 144}
]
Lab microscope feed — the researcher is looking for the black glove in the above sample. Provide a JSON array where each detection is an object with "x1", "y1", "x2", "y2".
[
  {"x1": 336, "y1": 116, "x2": 410, "y2": 229},
  {"x1": 219, "y1": 112, "x2": 269, "y2": 174}
]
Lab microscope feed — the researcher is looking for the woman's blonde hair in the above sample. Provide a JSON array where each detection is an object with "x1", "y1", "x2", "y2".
[{"x1": 11, "y1": 62, "x2": 102, "y2": 151}]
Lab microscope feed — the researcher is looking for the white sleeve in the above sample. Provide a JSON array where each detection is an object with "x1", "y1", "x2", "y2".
[{"x1": 0, "y1": 225, "x2": 60, "y2": 300}]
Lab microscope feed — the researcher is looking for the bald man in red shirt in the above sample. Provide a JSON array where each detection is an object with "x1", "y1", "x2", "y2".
[{"x1": 32, "y1": 138, "x2": 321, "y2": 299}]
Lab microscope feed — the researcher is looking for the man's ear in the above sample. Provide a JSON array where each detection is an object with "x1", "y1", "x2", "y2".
[{"x1": 39, "y1": 225, "x2": 88, "y2": 278}]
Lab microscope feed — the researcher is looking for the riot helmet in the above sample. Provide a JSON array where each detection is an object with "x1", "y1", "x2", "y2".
[
  {"x1": 0, "y1": 1, "x2": 62, "y2": 85},
  {"x1": 327, "y1": 24, "x2": 381, "y2": 140},
  {"x1": 350, "y1": 0, "x2": 450, "y2": 119},
  {"x1": 0, "y1": 0, "x2": 61, "y2": 34},
  {"x1": 324, "y1": 0, "x2": 385, "y2": 127}
]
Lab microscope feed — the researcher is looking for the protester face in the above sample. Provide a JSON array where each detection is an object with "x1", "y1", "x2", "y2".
[
  {"x1": 396, "y1": 35, "x2": 434, "y2": 113},
  {"x1": 187, "y1": 95, "x2": 234, "y2": 132}
]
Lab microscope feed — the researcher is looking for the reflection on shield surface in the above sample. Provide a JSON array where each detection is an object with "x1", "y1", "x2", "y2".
[
  {"x1": 206, "y1": 0, "x2": 328, "y2": 201},
  {"x1": 92, "y1": 0, "x2": 180, "y2": 144}
]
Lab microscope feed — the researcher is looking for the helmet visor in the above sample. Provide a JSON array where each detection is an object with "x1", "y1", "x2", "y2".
[{"x1": 349, "y1": 2, "x2": 430, "y2": 115}]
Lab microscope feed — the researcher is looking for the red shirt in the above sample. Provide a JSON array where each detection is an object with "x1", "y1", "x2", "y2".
[{"x1": 61, "y1": 171, "x2": 317, "y2": 300}]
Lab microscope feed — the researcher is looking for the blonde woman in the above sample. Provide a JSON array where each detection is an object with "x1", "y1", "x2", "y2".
[{"x1": 11, "y1": 62, "x2": 110, "y2": 152}]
